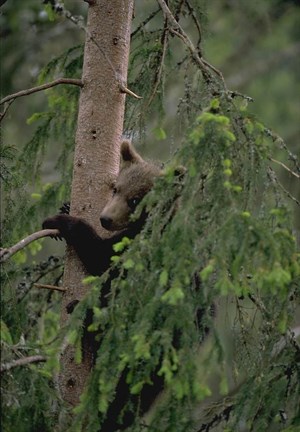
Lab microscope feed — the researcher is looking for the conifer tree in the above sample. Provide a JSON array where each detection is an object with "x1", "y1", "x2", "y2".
[{"x1": 1, "y1": 1, "x2": 299, "y2": 431}]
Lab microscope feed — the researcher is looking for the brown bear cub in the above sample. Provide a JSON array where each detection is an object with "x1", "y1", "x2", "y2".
[{"x1": 42, "y1": 140, "x2": 161, "y2": 276}]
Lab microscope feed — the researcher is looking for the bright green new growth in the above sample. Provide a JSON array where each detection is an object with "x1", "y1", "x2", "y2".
[
  {"x1": 70, "y1": 99, "x2": 299, "y2": 431},
  {"x1": 1, "y1": 2, "x2": 300, "y2": 431}
]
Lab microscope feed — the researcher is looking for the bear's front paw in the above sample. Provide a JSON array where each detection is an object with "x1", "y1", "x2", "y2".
[
  {"x1": 42, "y1": 216, "x2": 63, "y2": 240},
  {"x1": 42, "y1": 216, "x2": 59, "y2": 230},
  {"x1": 42, "y1": 214, "x2": 78, "y2": 242}
]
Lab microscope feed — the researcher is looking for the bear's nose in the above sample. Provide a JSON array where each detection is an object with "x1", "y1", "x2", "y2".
[{"x1": 100, "y1": 216, "x2": 113, "y2": 230}]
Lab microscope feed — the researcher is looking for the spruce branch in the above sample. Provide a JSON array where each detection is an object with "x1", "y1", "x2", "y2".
[
  {"x1": 184, "y1": 0, "x2": 203, "y2": 49},
  {"x1": 157, "y1": 0, "x2": 226, "y2": 87},
  {"x1": 265, "y1": 127, "x2": 300, "y2": 174},
  {"x1": 0, "y1": 99, "x2": 14, "y2": 122},
  {"x1": 131, "y1": 8, "x2": 161, "y2": 38},
  {"x1": 269, "y1": 157, "x2": 300, "y2": 179},
  {"x1": 0, "y1": 229, "x2": 60, "y2": 263},
  {"x1": 0, "y1": 78, "x2": 83, "y2": 105},
  {"x1": 144, "y1": 21, "x2": 169, "y2": 111},
  {"x1": 0, "y1": 355, "x2": 47, "y2": 373},
  {"x1": 267, "y1": 167, "x2": 300, "y2": 206},
  {"x1": 196, "y1": 324, "x2": 300, "y2": 432}
]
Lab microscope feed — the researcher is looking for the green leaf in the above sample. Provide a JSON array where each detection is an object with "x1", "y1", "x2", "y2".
[
  {"x1": 219, "y1": 374, "x2": 229, "y2": 395},
  {"x1": 26, "y1": 112, "x2": 47, "y2": 125},
  {"x1": 113, "y1": 236, "x2": 131, "y2": 252},
  {"x1": 161, "y1": 280, "x2": 185, "y2": 305},
  {"x1": 83, "y1": 275, "x2": 99, "y2": 285},
  {"x1": 12, "y1": 249, "x2": 27, "y2": 264},
  {"x1": 44, "y1": 4, "x2": 56, "y2": 21},
  {"x1": 159, "y1": 269, "x2": 169, "y2": 287},
  {"x1": 123, "y1": 258, "x2": 135, "y2": 269},
  {"x1": 67, "y1": 329, "x2": 78, "y2": 345},
  {"x1": 0, "y1": 320, "x2": 13, "y2": 344},
  {"x1": 31, "y1": 193, "x2": 42, "y2": 200},
  {"x1": 130, "y1": 381, "x2": 144, "y2": 394},
  {"x1": 153, "y1": 127, "x2": 167, "y2": 140},
  {"x1": 200, "y1": 262, "x2": 214, "y2": 282}
]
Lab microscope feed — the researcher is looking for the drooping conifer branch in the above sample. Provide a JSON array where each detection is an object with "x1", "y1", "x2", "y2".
[
  {"x1": 157, "y1": 0, "x2": 226, "y2": 87},
  {"x1": 267, "y1": 167, "x2": 300, "y2": 206},
  {"x1": 0, "y1": 229, "x2": 59, "y2": 263},
  {"x1": 265, "y1": 127, "x2": 300, "y2": 174},
  {"x1": 144, "y1": 20, "x2": 169, "y2": 111},
  {"x1": 184, "y1": 0, "x2": 203, "y2": 49},
  {"x1": 0, "y1": 99, "x2": 14, "y2": 122},
  {"x1": 0, "y1": 355, "x2": 47, "y2": 373},
  {"x1": 131, "y1": 8, "x2": 160, "y2": 38},
  {"x1": 0, "y1": 78, "x2": 83, "y2": 105},
  {"x1": 269, "y1": 157, "x2": 300, "y2": 179}
]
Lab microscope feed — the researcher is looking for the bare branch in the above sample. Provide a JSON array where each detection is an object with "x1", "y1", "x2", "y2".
[
  {"x1": 0, "y1": 99, "x2": 14, "y2": 122},
  {"x1": 228, "y1": 90, "x2": 254, "y2": 102},
  {"x1": 267, "y1": 167, "x2": 300, "y2": 206},
  {"x1": 119, "y1": 84, "x2": 143, "y2": 99},
  {"x1": 52, "y1": 3, "x2": 142, "y2": 100},
  {"x1": 0, "y1": 78, "x2": 83, "y2": 105},
  {"x1": 269, "y1": 157, "x2": 300, "y2": 179},
  {"x1": 264, "y1": 127, "x2": 300, "y2": 176},
  {"x1": 34, "y1": 283, "x2": 66, "y2": 292},
  {"x1": 157, "y1": 0, "x2": 226, "y2": 87},
  {"x1": 185, "y1": 0, "x2": 203, "y2": 49},
  {"x1": 131, "y1": 8, "x2": 161, "y2": 38},
  {"x1": 1, "y1": 355, "x2": 47, "y2": 373},
  {"x1": 145, "y1": 21, "x2": 169, "y2": 111},
  {"x1": 0, "y1": 229, "x2": 59, "y2": 263}
]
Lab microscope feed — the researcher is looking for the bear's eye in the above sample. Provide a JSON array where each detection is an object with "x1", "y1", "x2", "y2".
[
  {"x1": 112, "y1": 187, "x2": 117, "y2": 195},
  {"x1": 127, "y1": 197, "x2": 140, "y2": 209}
]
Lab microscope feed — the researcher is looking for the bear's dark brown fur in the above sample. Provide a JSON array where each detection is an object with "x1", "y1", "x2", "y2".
[
  {"x1": 43, "y1": 141, "x2": 163, "y2": 430},
  {"x1": 43, "y1": 142, "x2": 209, "y2": 431},
  {"x1": 42, "y1": 140, "x2": 161, "y2": 276}
]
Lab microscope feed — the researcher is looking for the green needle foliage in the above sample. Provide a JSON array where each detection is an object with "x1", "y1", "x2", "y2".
[
  {"x1": 66, "y1": 98, "x2": 300, "y2": 431},
  {"x1": 1, "y1": 2, "x2": 299, "y2": 432}
]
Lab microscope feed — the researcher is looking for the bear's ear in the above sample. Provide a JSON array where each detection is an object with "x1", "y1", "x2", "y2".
[{"x1": 120, "y1": 139, "x2": 144, "y2": 167}]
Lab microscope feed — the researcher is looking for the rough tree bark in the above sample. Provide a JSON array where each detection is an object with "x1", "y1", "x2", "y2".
[{"x1": 59, "y1": 0, "x2": 134, "y2": 413}]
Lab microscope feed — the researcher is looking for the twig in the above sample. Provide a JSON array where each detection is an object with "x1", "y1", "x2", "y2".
[
  {"x1": 268, "y1": 157, "x2": 300, "y2": 179},
  {"x1": 34, "y1": 283, "x2": 66, "y2": 292},
  {"x1": 185, "y1": 0, "x2": 203, "y2": 49},
  {"x1": 1, "y1": 355, "x2": 47, "y2": 373},
  {"x1": 119, "y1": 84, "x2": 143, "y2": 99},
  {"x1": 0, "y1": 78, "x2": 83, "y2": 105},
  {"x1": 145, "y1": 19, "x2": 169, "y2": 110},
  {"x1": 228, "y1": 90, "x2": 254, "y2": 102},
  {"x1": 157, "y1": 0, "x2": 226, "y2": 87},
  {"x1": 248, "y1": 293, "x2": 269, "y2": 316},
  {"x1": 131, "y1": 8, "x2": 161, "y2": 38},
  {"x1": 267, "y1": 167, "x2": 300, "y2": 206},
  {"x1": 50, "y1": 2, "x2": 142, "y2": 100},
  {"x1": 0, "y1": 99, "x2": 14, "y2": 122},
  {"x1": 0, "y1": 229, "x2": 59, "y2": 263},
  {"x1": 265, "y1": 128, "x2": 300, "y2": 174}
]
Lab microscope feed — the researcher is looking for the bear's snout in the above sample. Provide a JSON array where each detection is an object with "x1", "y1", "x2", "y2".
[{"x1": 100, "y1": 215, "x2": 113, "y2": 230}]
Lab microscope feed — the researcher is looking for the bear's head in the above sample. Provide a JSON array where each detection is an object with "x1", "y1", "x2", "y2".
[{"x1": 100, "y1": 140, "x2": 162, "y2": 231}]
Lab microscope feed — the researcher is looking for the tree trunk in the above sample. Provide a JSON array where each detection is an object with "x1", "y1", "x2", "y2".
[{"x1": 59, "y1": 0, "x2": 134, "y2": 412}]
